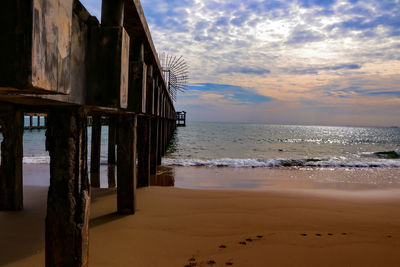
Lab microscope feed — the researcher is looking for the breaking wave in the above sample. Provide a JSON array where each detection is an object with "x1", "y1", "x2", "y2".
[{"x1": 162, "y1": 157, "x2": 400, "y2": 168}]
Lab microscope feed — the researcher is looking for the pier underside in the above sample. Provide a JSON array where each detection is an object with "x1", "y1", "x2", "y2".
[{"x1": 0, "y1": 0, "x2": 177, "y2": 265}]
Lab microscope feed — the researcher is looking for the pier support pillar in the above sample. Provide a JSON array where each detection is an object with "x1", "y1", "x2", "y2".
[
  {"x1": 108, "y1": 116, "x2": 117, "y2": 188},
  {"x1": 150, "y1": 118, "x2": 158, "y2": 174},
  {"x1": 29, "y1": 115, "x2": 33, "y2": 130},
  {"x1": 157, "y1": 119, "x2": 163, "y2": 165},
  {"x1": 117, "y1": 115, "x2": 137, "y2": 214},
  {"x1": 137, "y1": 117, "x2": 151, "y2": 187},
  {"x1": 90, "y1": 115, "x2": 101, "y2": 188},
  {"x1": 45, "y1": 107, "x2": 90, "y2": 267},
  {"x1": 0, "y1": 106, "x2": 24, "y2": 211}
]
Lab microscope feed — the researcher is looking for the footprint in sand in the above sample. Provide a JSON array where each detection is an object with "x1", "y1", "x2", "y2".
[
  {"x1": 184, "y1": 257, "x2": 197, "y2": 267},
  {"x1": 188, "y1": 234, "x2": 264, "y2": 266}
]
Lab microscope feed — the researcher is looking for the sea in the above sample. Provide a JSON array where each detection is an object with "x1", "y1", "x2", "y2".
[
  {"x1": 1, "y1": 119, "x2": 399, "y2": 167},
  {"x1": 164, "y1": 122, "x2": 400, "y2": 168},
  {"x1": 2, "y1": 119, "x2": 400, "y2": 188}
]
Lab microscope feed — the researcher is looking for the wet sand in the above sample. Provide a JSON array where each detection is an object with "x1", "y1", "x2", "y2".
[{"x1": 1, "y1": 165, "x2": 400, "y2": 266}]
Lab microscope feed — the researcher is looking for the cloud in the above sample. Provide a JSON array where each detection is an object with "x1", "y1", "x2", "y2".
[
  {"x1": 186, "y1": 83, "x2": 274, "y2": 105},
  {"x1": 79, "y1": 0, "x2": 400, "y2": 125},
  {"x1": 287, "y1": 63, "x2": 362, "y2": 75},
  {"x1": 220, "y1": 67, "x2": 271, "y2": 75},
  {"x1": 368, "y1": 91, "x2": 400, "y2": 97},
  {"x1": 285, "y1": 28, "x2": 325, "y2": 44}
]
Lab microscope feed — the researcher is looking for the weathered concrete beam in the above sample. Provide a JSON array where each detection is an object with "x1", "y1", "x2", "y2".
[
  {"x1": 0, "y1": 0, "x2": 73, "y2": 94},
  {"x1": 0, "y1": 105, "x2": 24, "y2": 211},
  {"x1": 45, "y1": 107, "x2": 90, "y2": 267},
  {"x1": 117, "y1": 115, "x2": 137, "y2": 214},
  {"x1": 137, "y1": 117, "x2": 151, "y2": 187},
  {"x1": 146, "y1": 65, "x2": 154, "y2": 115},
  {"x1": 87, "y1": 25, "x2": 129, "y2": 108},
  {"x1": 128, "y1": 42, "x2": 147, "y2": 113},
  {"x1": 90, "y1": 115, "x2": 101, "y2": 188},
  {"x1": 101, "y1": 0, "x2": 124, "y2": 27}
]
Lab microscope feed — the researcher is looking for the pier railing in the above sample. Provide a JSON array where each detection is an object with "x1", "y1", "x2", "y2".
[{"x1": 0, "y1": 0, "x2": 179, "y2": 265}]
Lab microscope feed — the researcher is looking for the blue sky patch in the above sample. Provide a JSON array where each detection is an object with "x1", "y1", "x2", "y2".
[{"x1": 188, "y1": 83, "x2": 274, "y2": 104}]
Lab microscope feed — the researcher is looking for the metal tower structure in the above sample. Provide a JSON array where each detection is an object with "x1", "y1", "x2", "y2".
[{"x1": 160, "y1": 53, "x2": 189, "y2": 101}]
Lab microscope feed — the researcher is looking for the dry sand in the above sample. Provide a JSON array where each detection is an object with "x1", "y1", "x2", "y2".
[{"x1": 1, "y1": 165, "x2": 400, "y2": 266}]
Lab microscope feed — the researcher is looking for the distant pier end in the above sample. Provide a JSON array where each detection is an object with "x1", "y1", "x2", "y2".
[
  {"x1": 177, "y1": 111, "x2": 187, "y2": 127},
  {"x1": 0, "y1": 0, "x2": 179, "y2": 266}
]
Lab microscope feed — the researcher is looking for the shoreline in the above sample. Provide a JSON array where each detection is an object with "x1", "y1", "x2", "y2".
[{"x1": 1, "y1": 164, "x2": 400, "y2": 266}]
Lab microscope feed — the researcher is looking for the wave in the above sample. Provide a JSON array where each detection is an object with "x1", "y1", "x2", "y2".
[
  {"x1": 22, "y1": 156, "x2": 110, "y2": 164},
  {"x1": 19, "y1": 153, "x2": 400, "y2": 168},
  {"x1": 23, "y1": 156, "x2": 50, "y2": 164},
  {"x1": 162, "y1": 157, "x2": 400, "y2": 168}
]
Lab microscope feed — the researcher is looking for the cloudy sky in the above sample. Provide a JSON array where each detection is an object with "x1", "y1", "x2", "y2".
[{"x1": 82, "y1": 0, "x2": 400, "y2": 126}]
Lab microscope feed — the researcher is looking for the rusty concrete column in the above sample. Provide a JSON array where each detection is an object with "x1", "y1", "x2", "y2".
[
  {"x1": 137, "y1": 117, "x2": 151, "y2": 187},
  {"x1": 90, "y1": 115, "x2": 101, "y2": 188},
  {"x1": 156, "y1": 118, "x2": 162, "y2": 165},
  {"x1": 29, "y1": 115, "x2": 33, "y2": 130},
  {"x1": 117, "y1": 115, "x2": 137, "y2": 214},
  {"x1": 0, "y1": 106, "x2": 24, "y2": 211},
  {"x1": 45, "y1": 107, "x2": 90, "y2": 267},
  {"x1": 107, "y1": 116, "x2": 117, "y2": 188},
  {"x1": 163, "y1": 118, "x2": 168, "y2": 154},
  {"x1": 150, "y1": 118, "x2": 159, "y2": 174},
  {"x1": 101, "y1": 0, "x2": 124, "y2": 27}
]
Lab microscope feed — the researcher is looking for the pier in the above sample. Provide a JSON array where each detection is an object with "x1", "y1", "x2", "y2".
[
  {"x1": 0, "y1": 0, "x2": 177, "y2": 265},
  {"x1": 177, "y1": 111, "x2": 187, "y2": 127}
]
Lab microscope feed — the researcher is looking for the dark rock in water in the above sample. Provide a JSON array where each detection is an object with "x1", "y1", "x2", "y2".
[
  {"x1": 374, "y1": 151, "x2": 400, "y2": 159},
  {"x1": 306, "y1": 158, "x2": 321, "y2": 162}
]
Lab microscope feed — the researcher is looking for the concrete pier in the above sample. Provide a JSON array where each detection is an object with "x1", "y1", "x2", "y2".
[
  {"x1": 90, "y1": 115, "x2": 102, "y2": 188},
  {"x1": 117, "y1": 115, "x2": 137, "y2": 214},
  {"x1": 45, "y1": 107, "x2": 90, "y2": 267},
  {"x1": 0, "y1": 0, "x2": 178, "y2": 265},
  {"x1": 0, "y1": 105, "x2": 24, "y2": 211},
  {"x1": 107, "y1": 116, "x2": 117, "y2": 188}
]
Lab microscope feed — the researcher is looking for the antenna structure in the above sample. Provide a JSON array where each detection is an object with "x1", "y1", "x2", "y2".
[{"x1": 160, "y1": 53, "x2": 188, "y2": 101}]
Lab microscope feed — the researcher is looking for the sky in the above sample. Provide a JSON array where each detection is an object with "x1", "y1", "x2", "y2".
[{"x1": 82, "y1": 0, "x2": 400, "y2": 126}]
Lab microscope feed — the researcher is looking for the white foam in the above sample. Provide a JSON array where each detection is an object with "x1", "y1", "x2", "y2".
[
  {"x1": 23, "y1": 156, "x2": 50, "y2": 164},
  {"x1": 162, "y1": 158, "x2": 400, "y2": 168}
]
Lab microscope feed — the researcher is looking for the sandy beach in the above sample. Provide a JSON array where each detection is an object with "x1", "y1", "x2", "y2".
[{"x1": 1, "y1": 165, "x2": 400, "y2": 266}]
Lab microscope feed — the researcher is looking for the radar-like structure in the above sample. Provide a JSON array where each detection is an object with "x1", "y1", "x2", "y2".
[{"x1": 160, "y1": 53, "x2": 188, "y2": 101}]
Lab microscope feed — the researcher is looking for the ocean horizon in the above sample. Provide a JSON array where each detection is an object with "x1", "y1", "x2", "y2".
[{"x1": 4, "y1": 119, "x2": 399, "y2": 169}]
